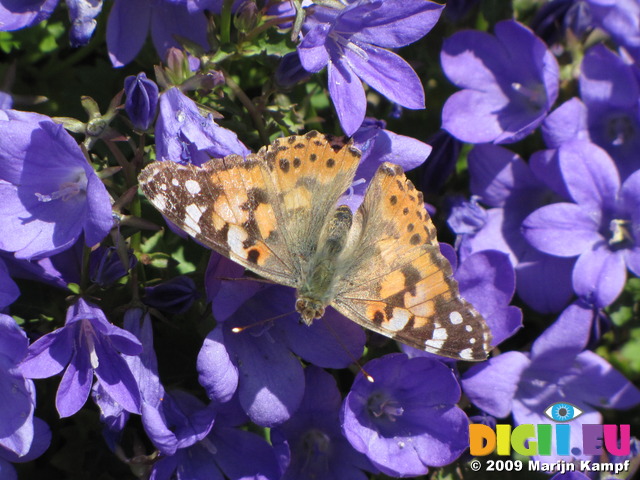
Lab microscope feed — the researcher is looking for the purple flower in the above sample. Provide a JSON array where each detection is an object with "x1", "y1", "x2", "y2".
[
  {"x1": 272, "y1": 366, "x2": 374, "y2": 480},
  {"x1": 155, "y1": 87, "x2": 250, "y2": 166},
  {"x1": 124, "y1": 72, "x2": 159, "y2": 131},
  {"x1": 107, "y1": 309, "x2": 216, "y2": 455},
  {"x1": 420, "y1": 130, "x2": 462, "y2": 194},
  {"x1": 107, "y1": 0, "x2": 210, "y2": 67},
  {"x1": 0, "y1": 91, "x2": 12, "y2": 110},
  {"x1": 297, "y1": 0, "x2": 443, "y2": 135},
  {"x1": 352, "y1": 118, "x2": 432, "y2": 179},
  {"x1": 462, "y1": 300, "x2": 640, "y2": 463},
  {"x1": 0, "y1": 0, "x2": 101, "y2": 46},
  {"x1": 522, "y1": 140, "x2": 640, "y2": 308},
  {"x1": 342, "y1": 118, "x2": 432, "y2": 209},
  {"x1": 579, "y1": 44, "x2": 640, "y2": 180},
  {"x1": 450, "y1": 143, "x2": 575, "y2": 313},
  {"x1": 531, "y1": 0, "x2": 593, "y2": 45},
  {"x1": 67, "y1": 0, "x2": 103, "y2": 46},
  {"x1": 0, "y1": 315, "x2": 49, "y2": 457},
  {"x1": 19, "y1": 299, "x2": 143, "y2": 418},
  {"x1": 341, "y1": 353, "x2": 469, "y2": 477},
  {"x1": 0, "y1": 110, "x2": 113, "y2": 260},
  {"x1": 449, "y1": 249, "x2": 522, "y2": 347},
  {"x1": 0, "y1": 417, "x2": 51, "y2": 480},
  {"x1": 586, "y1": 0, "x2": 640, "y2": 62},
  {"x1": 275, "y1": 51, "x2": 313, "y2": 89},
  {"x1": 197, "y1": 253, "x2": 365, "y2": 426},
  {"x1": 0, "y1": 258, "x2": 19, "y2": 309},
  {"x1": 89, "y1": 245, "x2": 137, "y2": 287},
  {"x1": 143, "y1": 275, "x2": 199, "y2": 314},
  {"x1": 443, "y1": 0, "x2": 482, "y2": 23},
  {"x1": 0, "y1": 0, "x2": 58, "y2": 31},
  {"x1": 150, "y1": 404, "x2": 279, "y2": 480},
  {"x1": 0, "y1": 240, "x2": 82, "y2": 290},
  {"x1": 441, "y1": 20, "x2": 559, "y2": 144},
  {"x1": 541, "y1": 97, "x2": 590, "y2": 149}
]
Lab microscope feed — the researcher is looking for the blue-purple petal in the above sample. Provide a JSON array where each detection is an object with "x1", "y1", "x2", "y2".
[
  {"x1": 572, "y1": 246, "x2": 627, "y2": 308},
  {"x1": 107, "y1": 0, "x2": 151, "y2": 67},
  {"x1": 462, "y1": 351, "x2": 530, "y2": 418},
  {"x1": 353, "y1": 0, "x2": 443, "y2": 48},
  {"x1": 150, "y1": 1, "x2": 209, "y2": 62},
  {"x1": 197, "y1": 326, "x2": 239, "y2": 403},
  {"x1": 281, "y1": 308, "x2": 365, "y2": 368},
  {"x1": 298, "y1": 23, "x2": 331, "y2": 72},
  {"x1": 522, "y1": 203, "x2": 601, "y2": 257},
  {"x1": 557, "y1": 140, "x2": 620, "y2": 211},
  {"x1": 19, "y1": 327, "x2": 73, "y2": 379},
  {"x1": 56, "y1": 349, "x2": 92, "y2": 417},
  {"x1": 327, "y1": 59, "x2": 366, "y2": 136},
  {"x1": 345, "y1": 45, "x2": 425, "y2": 110}
]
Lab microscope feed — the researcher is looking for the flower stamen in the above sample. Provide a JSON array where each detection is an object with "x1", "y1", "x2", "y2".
[
  {"x1": 609, "y1": 219, "x2": 634, "y2": 247},
  {"x1": 368, "y1": 392, "x2": 404, "y2": 422}
]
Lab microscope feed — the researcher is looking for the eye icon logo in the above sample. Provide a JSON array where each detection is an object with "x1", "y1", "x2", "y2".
[{"x1": 544, "y1": 402, "x2": 583, "y2": 422}]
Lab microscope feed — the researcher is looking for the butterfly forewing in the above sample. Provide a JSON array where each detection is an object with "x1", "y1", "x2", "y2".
[
  {"x1": 138, "y1": 154, "x2": 297, "y2": 286},
  {"x1": 257, "y1": 131, "x2": 361, "y2": 280},
  {"x1": 332, "y1": 162, "x2": 492, "y2": 360}
]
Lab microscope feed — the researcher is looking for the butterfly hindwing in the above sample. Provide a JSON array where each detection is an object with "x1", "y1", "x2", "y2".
[{"x1": 332, "y1": 162, "x2": 492, "y2": 360}]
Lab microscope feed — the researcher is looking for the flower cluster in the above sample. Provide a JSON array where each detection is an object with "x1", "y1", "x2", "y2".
[{"x1": 1, "y1": 1, "x2": 640, "y2": 479}]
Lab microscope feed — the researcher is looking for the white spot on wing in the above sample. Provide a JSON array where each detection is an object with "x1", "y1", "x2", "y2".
[
  {"x1": 387, "y1": 308, "x2": 411, "y2": 331},
  {"x1": 459, "y1": 348, "x2": 474, "y2": 360},
  {"x1": 449, "y1": 311, "x2": 463, "y2": 324},
  {"x1": 153, "y1": 193, "x2": 168, "y2": 211},
  {"x1": 465, "y1": 325, "x2": 473, "y2": 332},
  {"x1": 185, "y1": 179, "x2": 201, "y2": 195},
  {"x1": 172, "y1": 178, "x2": 180, "y2": 186},
  {"x1": 160, "y1": 183, "x2": 167, "y2": 191},
  {"x1": 184, "y1": 204, "x2": 203, "y2": 234},
  {"x1": 433, "y1": 327, "x2": 448, "y2": 340},
  {"x1": 227, "y1": 225, "x2": 249, "y2": 256},
  {"x1": 425, "y1": 339, "x2": 444, "y2": 350}
]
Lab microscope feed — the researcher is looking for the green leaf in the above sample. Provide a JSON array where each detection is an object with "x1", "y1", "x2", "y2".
[
  {"x1": 173, "y1": 246, "x2": 197, "y2": 275},
  {"x1": 0, "y1": 32, "x2": 20, "y2": 54}
]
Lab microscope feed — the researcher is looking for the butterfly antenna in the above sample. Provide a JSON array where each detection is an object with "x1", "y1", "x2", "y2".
[
  {"x1": 216, "y1": 276, "x2": 276, "y2": 285},
  {"x1": 321, "y1": 319, "x2": 374, "y2": 383},
  {"x1": 231, "y1": 310, "x2": 296, "y2": 333}
]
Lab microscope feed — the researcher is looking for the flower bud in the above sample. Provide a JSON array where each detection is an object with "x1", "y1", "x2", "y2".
[
  {"x1": 234, "y1": 1, "x2": 260, "y2": 33},
  {"x1": 124, "y1": 72, "x2": 159, "y2": 131}
]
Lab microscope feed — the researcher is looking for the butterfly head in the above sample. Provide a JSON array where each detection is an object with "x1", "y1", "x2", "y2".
[{"x1": 295, "y1": 297, "x2": 325, "y2": 326}]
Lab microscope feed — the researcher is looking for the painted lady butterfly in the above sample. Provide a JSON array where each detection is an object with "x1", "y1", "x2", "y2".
[{"x1": 139, "y1": 131, "x2": 492, "y2": 360}]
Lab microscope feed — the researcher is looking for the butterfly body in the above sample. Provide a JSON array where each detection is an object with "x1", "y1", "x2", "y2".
[
  {"x1": 296, "y1": 204, "x2": 353, "y2": 324},
  {"x1": 139, "y1": 131, "x2": 492, "y2": 361}
]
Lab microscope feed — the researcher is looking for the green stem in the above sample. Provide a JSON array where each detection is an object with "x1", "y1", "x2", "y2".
[
  {"x1": 243, "y1": 15, "x2": 296, "y2": 43},
  {"x1": 220, "y1": 0, "x2": 234, "y2": 44},
  {"x1": 80, "y1": 244, "x2": 92, "y2": 293}
]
